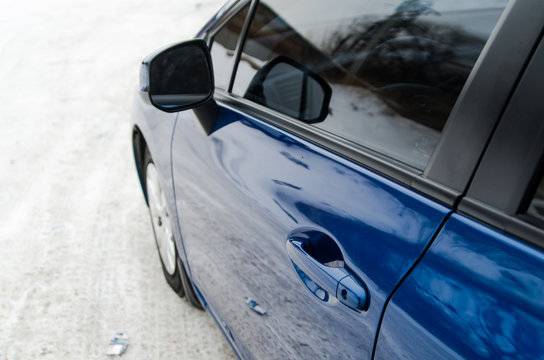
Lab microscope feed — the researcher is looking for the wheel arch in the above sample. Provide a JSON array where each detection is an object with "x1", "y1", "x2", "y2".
[
  {"x1": 133, "y1": 123, "x2": 204, "y2": 309},
  {"x1": 132, "y1": 126, "x2": 149, "y2": 205}
]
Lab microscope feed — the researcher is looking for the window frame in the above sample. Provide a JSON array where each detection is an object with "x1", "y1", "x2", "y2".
[
  {"x1": 205, "y1": 0, "x2": 251, "y2": 41},
  {"x1": 204, "y1": 0, "x2": 544, "y2": 208},
  {"x1": 206, "y1": 0, "x2": 254, "y2": 91},
  {"x1": 459, "y1": 32, "x2": 544, "y2": 250},
  {"x1": 206, "y1": 1, "x2": 250, "y2": 90}
]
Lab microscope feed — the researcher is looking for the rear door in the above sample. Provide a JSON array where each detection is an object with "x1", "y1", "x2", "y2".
[
  {"x1": 171, "y1": 0, "x2": 514, "y2": 358},
  {"x1": 375, "y1": 14, "x2": 544, "y2": 359}
]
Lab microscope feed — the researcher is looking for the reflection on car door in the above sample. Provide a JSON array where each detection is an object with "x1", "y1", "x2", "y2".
[
  {"x1": 375, "y1": 214, "x2": 544, "y2": 359},
  {"x1": 170, "y1": 0, "x2": 511, "y2": 358},
  {"x1": 171, "y1": 103, "x2": 449, "y2": 359}
]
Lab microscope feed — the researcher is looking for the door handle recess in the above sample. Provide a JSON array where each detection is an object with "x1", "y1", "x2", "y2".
[{"x1": 286, "y1": 239, "x2": 368, "y2": 311}]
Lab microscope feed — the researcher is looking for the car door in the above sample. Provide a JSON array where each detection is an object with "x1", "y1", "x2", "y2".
[
  {"x1": 375, "y1": 31, "x2": 544, "y2": 359},
  {"x1": 170, "y1": 0, "x2": 514, "y2": 358}
]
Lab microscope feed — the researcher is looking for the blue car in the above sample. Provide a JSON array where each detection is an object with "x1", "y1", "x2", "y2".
[{"x1": 131, "y1": 0, "x2": 544, "y2": 358}]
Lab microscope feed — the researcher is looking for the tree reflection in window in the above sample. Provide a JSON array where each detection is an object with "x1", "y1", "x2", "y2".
[{"x1": 233, "y1": 0, "x2": 508, "y2": 169}]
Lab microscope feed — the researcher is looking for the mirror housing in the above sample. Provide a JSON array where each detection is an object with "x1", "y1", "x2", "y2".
[
  {"x1": 244, "y1": 56, "x2": 332, "y2": 123},
  {"x1": 140, "y1": 39, "x2": 214, "y2": 113}
]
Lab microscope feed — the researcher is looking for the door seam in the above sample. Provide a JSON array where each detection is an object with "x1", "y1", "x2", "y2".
[{"x1": 370, "y1": 210, "x2": 454, "y2": 359}]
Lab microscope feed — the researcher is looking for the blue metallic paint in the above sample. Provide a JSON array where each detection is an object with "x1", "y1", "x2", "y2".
[
  {"x1": 170, "y1": 102, "x2": 450, "y2": 359},
  {"x1": 375, "y1": 213, "x2": 544, "y2": 359}
]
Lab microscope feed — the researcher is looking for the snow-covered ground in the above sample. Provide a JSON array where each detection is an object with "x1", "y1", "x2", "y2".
[{"x1": 0, "y1": 0, "x2": 235, "y2": 358}]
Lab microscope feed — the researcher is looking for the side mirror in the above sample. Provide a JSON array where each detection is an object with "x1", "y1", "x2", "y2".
[
  {"x1": 244, "y1": 56, "x2": 332, "y2": 123},
  {"x1": 140, "y1": 39, "x2": 214, "y2": 112}
]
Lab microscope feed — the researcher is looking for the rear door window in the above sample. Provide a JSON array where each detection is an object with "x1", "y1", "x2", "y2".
[{"x1": 232, "y1": 0, "x2": 508, "y2": 170}]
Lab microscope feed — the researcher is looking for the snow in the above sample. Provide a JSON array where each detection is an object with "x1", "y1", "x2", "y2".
[{"x1": 0, "y1": 0, "x2": 234, "y2": 359}]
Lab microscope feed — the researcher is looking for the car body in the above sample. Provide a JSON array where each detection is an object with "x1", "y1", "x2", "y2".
[{"x1": 131, "y1": 0, "x2": 544, "y2": 358}]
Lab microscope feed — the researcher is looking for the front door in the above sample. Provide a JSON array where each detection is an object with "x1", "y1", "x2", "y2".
[
  {"x1": 171, "y1": 0, "x2": 507, "y2": 358},
  {"x1": 172, "y1": 105, "x2": 449, "y2": 359}
]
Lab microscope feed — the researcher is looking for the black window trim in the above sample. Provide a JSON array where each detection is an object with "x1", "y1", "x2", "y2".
[
  {"x1": 459, "y1": 198, "x2": 544, "y2": 251},
  {"x1": 206, "y1": 0, "x2": 254, "y2": 93},
  {"x1": 459, "y1": 31, "x2": 544, "y2": 250},
  {"x1": 206, "y1": 0, "x2": 249, "y2": 42},
  {"x1": 205, "y1": 0, "x2": 543, "y2": 208},
  {"x1": 196, "y1": 0, "x2": 241, "y2": 39},
  {"x1": 424, "y1": 0, "x2": 544, "y2": 195}
]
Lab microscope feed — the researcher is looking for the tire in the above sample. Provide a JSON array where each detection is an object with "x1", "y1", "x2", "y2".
[{"x1": 143, "y1": 149, "x2": 185, "y2": 298}]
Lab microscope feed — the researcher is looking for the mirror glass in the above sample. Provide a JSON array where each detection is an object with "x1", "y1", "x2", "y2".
[
  {"x1": 244, "y1": 57, "x2": 331, "y2": 123},
  {"x1": 149, "y1": 41, "x2": 212, "y2": 112}
]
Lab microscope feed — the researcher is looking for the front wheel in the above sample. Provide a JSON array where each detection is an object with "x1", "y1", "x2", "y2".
[{"x1": 144, "y1": 150, "x2": 185, "y2": 297}]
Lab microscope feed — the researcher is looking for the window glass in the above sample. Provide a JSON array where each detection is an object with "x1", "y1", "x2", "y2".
[
  {"x1": 232, "y1": 0, "x2": 508, "y2": 169},
  {"x1": 527, "y1": 176, "x2": 544, "y2": 225},
  {"x1": 210, "y1": 5, "x2": 249, "y2": 90}
]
